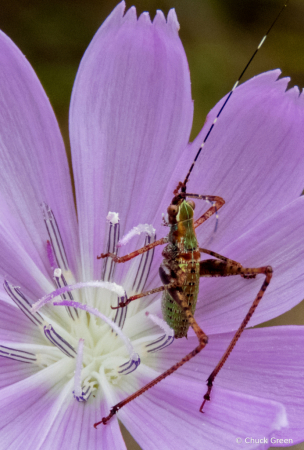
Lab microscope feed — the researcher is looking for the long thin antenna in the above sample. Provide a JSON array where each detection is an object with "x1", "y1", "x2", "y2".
[{"x1": 182, "y1": 0, "x2": 290, "y2": 192}]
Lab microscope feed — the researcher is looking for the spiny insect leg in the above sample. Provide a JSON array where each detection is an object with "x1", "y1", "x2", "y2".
[
  {"x1": 185, "y1": 195, "x2": 225, "y2": 229},
  {"x1": 97, "y1": 237, "x2": 167, "y2": 263},
  {"x1": 199, "y1": 248, "x2": 257, "y2": 279},
  {"x1": 111, "y1": 284, "x2": 175, "y2": 309},
  {"x1": 199, "y1": 247, "x2": 242, "y2": 266},
  {"x1": 199, "y1": 261, "x2": 273, "y2": 411},
  {"x1": 95, "y1": 291, "x2": 208, "y2": 427}
]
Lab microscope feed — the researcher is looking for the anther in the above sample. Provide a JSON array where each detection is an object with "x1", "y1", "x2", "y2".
[
  {"x1": 112, "y1": 291, "x2": 128, "y2": 331},
  {"x1": 41, "y1": 202, "x2": 69, "y2": 271},
  {"x1": 4, "y1": 281, "x2": 45, "y2": 327},
  {"x1": 44, "y1": 324, "x2": 76, "y2": 358},
  {"x1": 0, "y1": 345, "x2": 37, "y2": 363},
  {"x1": 101, "y1": 212, "x2": 120, "y2": 282},
  {"x1": 53, "y1": 268, "x2": 79, "y2": 320},
  {"x1": 131, "y1": 227, "x2": 156, "y2": 294}
]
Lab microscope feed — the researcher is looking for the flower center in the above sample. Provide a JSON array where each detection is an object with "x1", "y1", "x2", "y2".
[{"x1": 3, "y1": 204, "x2": 174, "y2": 403}]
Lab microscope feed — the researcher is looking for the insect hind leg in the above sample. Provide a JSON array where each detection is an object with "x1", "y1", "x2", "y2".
[{"x1": 199, "y1": 260, "x2": 272, "y2": 411}]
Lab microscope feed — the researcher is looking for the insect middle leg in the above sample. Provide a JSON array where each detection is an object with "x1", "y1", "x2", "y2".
[
  {"x1": 97, "y1": 237, "x2": 167, "y2": 263},
  {"x1": 94, "y1": 289, "x2": 208, "y2": 427},
  {"x1": 198, "y1": 256, "x2": 273, "y2": 411}
]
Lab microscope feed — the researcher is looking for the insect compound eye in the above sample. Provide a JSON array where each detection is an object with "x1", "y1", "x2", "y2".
[
  {"x1": 187, "y1": 200, "x2": 195, "y2": 210},
  {"x1": 167, "y1": 205, "x2": 179, "y2": 217}
]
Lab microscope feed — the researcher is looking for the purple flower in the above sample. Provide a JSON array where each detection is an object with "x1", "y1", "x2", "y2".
[{"x1": 0, "y1": 2, "x2": 304, "y2": 449}]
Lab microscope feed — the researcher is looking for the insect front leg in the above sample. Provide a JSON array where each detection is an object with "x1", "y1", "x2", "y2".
[
  {"x1": 199, "y1": 258, "x2": 273, "y2": 411},
  {"x1": 185, "y1": 194, "x2": 225, "y2": 229},
  {"x1": 97, "y1": 237, "x2": 167, "y2": 263}
]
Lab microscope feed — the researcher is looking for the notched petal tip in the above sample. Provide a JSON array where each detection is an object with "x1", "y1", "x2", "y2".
[
  {"x1": 105, "y1": 1, "x2": 126, "y2": 26},
  {"x1": 123, "y1": 5, "x2": 137, "y2": 23},
  {"x1": 238, "y1": 70, "x2": 295, "y2": 100},
  {"x1": 275, "y1": 75, "x2": 291, "y2": 93},
  {"x1": 138, "y1": 11, "x2": 152, "y2": 26},
  {"x1": 251, "y1": 68, "x2": 281, "y2": 85},
  {"x1": 285, "y1": 84, "x2": 301, "y2": 99},
  {"x1": 167, "y1": 8, "x2": 180, "y2": 33},
  {"x1": 153, "y1": 10, "x2": 166, "y2": 27}
]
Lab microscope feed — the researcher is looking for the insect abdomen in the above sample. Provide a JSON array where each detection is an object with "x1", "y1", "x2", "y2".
[{"x1": 161, "y1": 258, "x2": 200, "y2": 338}]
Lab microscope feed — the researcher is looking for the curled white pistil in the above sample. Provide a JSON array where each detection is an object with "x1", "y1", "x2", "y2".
[
  {"x1": 118, "y1": 223, "x2": 156, "y2": 247},
  {"x1": 146, "y1": 311, "x2": 174, "y2": 337},
  {"x1": 31, "y1": 281, "x2": 125, "y2": 312},
  {"x1": 145, "y1": 311, "x2": 175, "y2": 353}
]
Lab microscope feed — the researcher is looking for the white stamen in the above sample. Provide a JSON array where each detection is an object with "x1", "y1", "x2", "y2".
[
  {"x1": 31, "y1": 281, "x2": 125, "y2": 313},
  {"x1": 54, "y1": 268, "x2": 62, "y2": 277},
  {"x1": 118, "y1": 224, "x2": 156, "y2": 247},
  {"x1": 53, "y1": 300, "x2": 139, "y2": 363},
  {"x1": 106, "y1": 211, "x2": 119, "y2": 225},
  {"x1": 73, "y1": 339, "x2": 84, "y2": 397}
]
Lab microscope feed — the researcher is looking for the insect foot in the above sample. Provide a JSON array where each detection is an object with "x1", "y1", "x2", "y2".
[
  {"x1": 97, "y1": 251, "x2": 117, "y2": 260},
  {"x1": 200, "y1": 374, "x2": 215, "y2": 412},
  {"x1": 94, "y1": 406, "x2": 120, "y2": 428}
]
